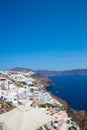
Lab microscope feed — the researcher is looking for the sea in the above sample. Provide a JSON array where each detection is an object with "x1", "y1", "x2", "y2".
[{"x1": 46, "y1": 76, "x2": 87, "y2": 112}]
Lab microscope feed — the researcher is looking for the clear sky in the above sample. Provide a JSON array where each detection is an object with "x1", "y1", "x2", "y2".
[{"x1": 0, "y1": 0, "x2": 87, "y2": 70}]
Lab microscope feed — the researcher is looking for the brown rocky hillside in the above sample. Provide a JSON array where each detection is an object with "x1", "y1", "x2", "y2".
[{"x1": 0, "y1": 99, "x2": 15, "y2": 114}]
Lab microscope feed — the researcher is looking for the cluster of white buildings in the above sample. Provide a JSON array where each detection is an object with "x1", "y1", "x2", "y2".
[
  {"x1": 0, "y1": 70, "x2": 60, "y2": 107},
  {"x1": 0, "y1": 70, "x2": 80, "y2": 130}
]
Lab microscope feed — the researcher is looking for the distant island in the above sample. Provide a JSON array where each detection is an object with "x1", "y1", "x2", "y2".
[{"x1": 37, "y1": 69, "x2": 87, "y2": 76}]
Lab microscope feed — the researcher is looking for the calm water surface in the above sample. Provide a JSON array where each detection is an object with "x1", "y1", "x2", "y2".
[{"x1": 46, "y1": 76, "x2": 87, "y2": 112}]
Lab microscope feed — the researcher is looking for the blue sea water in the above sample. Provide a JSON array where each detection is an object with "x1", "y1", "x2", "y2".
[{"x1": 46, "y1": 76, "x2": 87, "y2": 112}]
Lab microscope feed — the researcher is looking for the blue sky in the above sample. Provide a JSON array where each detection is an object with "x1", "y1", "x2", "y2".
[{"x1": 0, "y1": 0, "x2": 87, "y2": 70}]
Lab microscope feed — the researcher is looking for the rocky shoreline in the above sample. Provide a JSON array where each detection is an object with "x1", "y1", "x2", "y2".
[{"x1": 31, "y1": 72, "x2": 53, "y2": 88}]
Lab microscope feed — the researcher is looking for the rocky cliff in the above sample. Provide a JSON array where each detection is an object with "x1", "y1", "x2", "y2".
[{"x1": 31, "y1": 72, "x2": 53, "y2": 88}]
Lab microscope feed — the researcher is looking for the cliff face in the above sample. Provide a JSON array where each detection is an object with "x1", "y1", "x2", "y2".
[
  {"x1": 68, "y1": 110, "x2": 87, "y2": 130},
  {"x1": 52, "y1": 95, "x2": 87, "y2": 130},
  {"x1": 31, "y1": 72, "x2": 53, "y2": 88}
]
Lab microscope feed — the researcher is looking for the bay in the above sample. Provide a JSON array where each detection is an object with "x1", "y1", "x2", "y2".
[{"x1": 46, "y1": 76, "x2": 87, "y2": 112}]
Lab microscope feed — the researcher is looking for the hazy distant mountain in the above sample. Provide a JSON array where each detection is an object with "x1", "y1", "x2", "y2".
[
  {"x1": 37, "y1": 69, "x2": 87, "y2": 76},
  {"x1": 7, "y1": 67, "x2": 33, "y2": 72}
]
